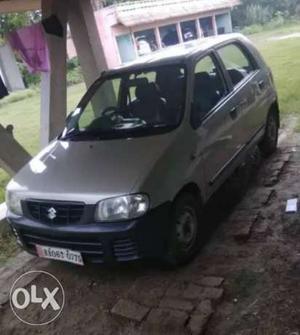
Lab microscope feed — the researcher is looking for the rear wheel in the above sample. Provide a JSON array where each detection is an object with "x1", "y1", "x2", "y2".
[
  {"x1": 164, "y1": 193, "x2": 201, "y2": 266},
  {"x1": 259, "y1": 110, "x2": 279, "y2": 157}
]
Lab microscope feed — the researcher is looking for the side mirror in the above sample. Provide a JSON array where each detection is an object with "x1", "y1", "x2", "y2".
[{"x1": 66, "y1": 112, "x2": 73, "y2": 124}]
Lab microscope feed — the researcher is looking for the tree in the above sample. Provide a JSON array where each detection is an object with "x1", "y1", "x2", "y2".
[
  {"x1": 232, "y1": 0, "x2": 300, "y2": 27},
  {"x1": 0, "y1": 11, "x2": 41, "y2": 39}
]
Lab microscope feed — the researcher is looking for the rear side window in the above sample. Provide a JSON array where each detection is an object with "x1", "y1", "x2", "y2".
[
  {"x1": 218, "y1": 43, "x2": 256, "y2": 86},
  {"x1": 191, "y1": 54, "x2": 227, "y2": 128}
]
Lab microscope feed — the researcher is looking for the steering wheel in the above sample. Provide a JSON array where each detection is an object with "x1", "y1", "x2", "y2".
[{"x1": 102, "y1": 107, "x2": 123, "y2": 122}]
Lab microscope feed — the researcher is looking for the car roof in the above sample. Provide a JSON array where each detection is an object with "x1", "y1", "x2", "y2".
[{"x1": 107, "y1": 33, "x2": 251, "y2": 75}]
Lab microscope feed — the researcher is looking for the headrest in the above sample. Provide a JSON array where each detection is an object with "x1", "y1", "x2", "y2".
[
  {"x1": 228, "y1": 69, "x2": 245, "y2": 84},
  {"x1": 128, "y1": 77, "x2": 148, "y2": 88},
  {"x1": 194, "y1": 72, "x2": 211, "y2": 85},
  {"x1": 135, "y1": 82, "x2": 160, "y2": 101},
  {"x1": 156, "y1": 67, "x2": 182, "y2": 85}
]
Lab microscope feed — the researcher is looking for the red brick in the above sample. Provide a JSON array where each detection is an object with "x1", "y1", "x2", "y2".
[
  {"x1": 165, "y1": 281, "x2": 188, "y2": 298},
  {"x1": 111, "y1": 299, "x2": 149, "y2": 322},
  {"x1": 143, "y1": 308, "x2": 188, "y2": 334},
  {"x1": 187, "y1": 314, "x2": 211, "y2": 335},
  {"x1": 126, "y1": 276, "x2": 169, "y2": 307},
  {"x1": 233, "y1": 219, "x2": 254, "y2": 242},
  {"x1": 183, "y1": 283, "x2": 203, "y2": 300},
  {"x1": 196, "y1": 276, "x2": 224, "y2": 288},
  {"x1": 197, "y1": 287, "x2": 224, "y2": 302},
  {"x1": 195, "y1": 300, "x2": 213, "y2": 316},
  {"x1": 159, "y1": 297, "x2": 194, "y2": 312}
]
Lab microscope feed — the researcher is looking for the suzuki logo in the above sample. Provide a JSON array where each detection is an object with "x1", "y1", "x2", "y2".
[{"x1": 47, "y1": 207, "x2": 57, "y2": 220}]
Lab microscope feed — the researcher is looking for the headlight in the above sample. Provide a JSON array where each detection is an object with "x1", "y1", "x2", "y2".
[
  {"x1": 95, "y1": 194, "x2": 149, "y2": 222},
  {"x1": 6, "y1": 191, "x2": 23, "y2": 216}
]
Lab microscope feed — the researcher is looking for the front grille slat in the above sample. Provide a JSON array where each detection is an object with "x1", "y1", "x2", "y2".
[
  {"x1": 22, "y1": 232, "x2": 104, "y2": 256},
  {"x1": 23, "y1": 233, "x2": 101, "y2": 247},
  {"x1": 25, "y1": 200, "x2": 85, "y2": 225},
  {"x1": 113, "y1": 238, "x2": 139, "y2": 262}
]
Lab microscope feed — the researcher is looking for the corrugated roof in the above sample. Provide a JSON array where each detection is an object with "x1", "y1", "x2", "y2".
[
  {"x1": 0, "y1": 0, "x2": 40, "y2": 14},
  {"x1": 116, "y1": 0, "x2": 240, "y2": 27}
]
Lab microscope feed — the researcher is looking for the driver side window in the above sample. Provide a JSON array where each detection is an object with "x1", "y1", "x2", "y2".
[{"x1": 78, "y1": 78, "x2": 121, "y2": 129}]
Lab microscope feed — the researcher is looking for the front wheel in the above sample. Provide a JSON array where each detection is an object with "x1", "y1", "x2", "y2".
[
  {"x1": 259, "y1": 110, "x2": 279, "y2": 157},
  {"x1": 164, "y1": 193, "x2": 201, "y2": 266}
]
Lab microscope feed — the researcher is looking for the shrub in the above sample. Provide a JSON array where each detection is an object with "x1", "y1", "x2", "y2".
[
  {"x1": 0, "y1": 89, "x2": 37, "y2": 107},
  {"x1": 67, "y1": 57, "x2": 80, "y2": 71},
  {"x1": 245, "y1": 4, "x2": 272, "y2": 26},
  {"x1": 17, "y1": 56, "x2": 83, "y2": 88},
  {"x1": 242, "y1": 24, "x2": 264, "y2": 35},
  {"x1": 19, "y1": 62, "x2": 41, "y2": 88},
  {"x1": 67, "y1": 58, "x2": 83, "y2": 86}
]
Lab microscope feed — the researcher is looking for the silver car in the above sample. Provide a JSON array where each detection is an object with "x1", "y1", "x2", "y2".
[{"x1": 6, "y1": 34, "x2": 279, "y2": 266}]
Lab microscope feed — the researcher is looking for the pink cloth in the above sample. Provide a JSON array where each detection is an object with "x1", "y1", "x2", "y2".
[{"x1": 8, "y1": 23, "x2": 50, "y2": 74}]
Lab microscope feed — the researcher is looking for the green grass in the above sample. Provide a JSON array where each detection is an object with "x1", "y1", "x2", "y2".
[
  {"x1": 0, "y1": 233, "x2": 19, "y2": 266},
  {"x1": 0, "y1": 88, "x2": 37, "y2": 108},
  {"x1": 1, "y1": 24, "x2": 300, "y2": 203},
  {"x1": 249, "y1": 29, "x2": 300, "y2": 117},
  {"x1": 0, "y1": 82, "x2": 85, "y2": 155}
]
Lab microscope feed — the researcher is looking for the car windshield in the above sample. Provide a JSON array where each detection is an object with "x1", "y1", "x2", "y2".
[{"x1": 61, "y1": 65, "x2": 186, "y2": 140}]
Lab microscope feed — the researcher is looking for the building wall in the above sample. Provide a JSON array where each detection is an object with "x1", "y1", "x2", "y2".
[
  {"x1": 0, "y1": 44, "x2": 25, "y2": 92},
  {"x1": 110, "y1": 9, "x2": 233, "y2": 66},
  {"x1": 216, "y1": 12, "x2": 232, "y2": 34},
  {"x1": 95, "y1": 8, "x2": 122, "y2": 68},
  {"x1": 67, "y1": 7, "x2": 234, "y2": 68}
]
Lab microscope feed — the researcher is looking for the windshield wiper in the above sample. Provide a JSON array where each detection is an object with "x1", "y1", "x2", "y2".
[{"x1": 61, "y1": 130, "x2": 102, "y2": 141}]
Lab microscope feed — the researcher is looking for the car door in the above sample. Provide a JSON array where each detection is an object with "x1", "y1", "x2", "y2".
[
  {"x1": 190, "y1": 52, "x2": 238, "y2": 196},
  {"x1": 216, "y1": 42, "x2": 263, "y2": 151}
]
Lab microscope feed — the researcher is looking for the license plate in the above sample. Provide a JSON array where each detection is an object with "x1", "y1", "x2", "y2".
[{"x1": 36, "y1": 245, "x2": 84, "y2": 266}]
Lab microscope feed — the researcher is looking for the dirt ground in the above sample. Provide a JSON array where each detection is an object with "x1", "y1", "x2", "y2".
[{"x1": 1, "y1": 130, "x2": 300, "y2": 335}]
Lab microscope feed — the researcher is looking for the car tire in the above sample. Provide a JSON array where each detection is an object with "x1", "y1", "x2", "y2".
[
  {"x1": 164, "y1": 192, "x2": 202, "y2": 266},
  {"x1": 259, "y1": 110, "x2": 279, "y2": 157}
]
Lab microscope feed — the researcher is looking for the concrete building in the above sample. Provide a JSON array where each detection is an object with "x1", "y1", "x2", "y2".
[
  {"x1": 0, "y1": 44, "x2": 25, "y2": 92},
  {"x1": 68, "y1": 0, "x2": 239, "y2": 68}
]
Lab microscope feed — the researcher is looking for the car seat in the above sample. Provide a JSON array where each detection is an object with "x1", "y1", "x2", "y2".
[{"x1": 130, "y1": 82, "x2": 166, "y2": 124}]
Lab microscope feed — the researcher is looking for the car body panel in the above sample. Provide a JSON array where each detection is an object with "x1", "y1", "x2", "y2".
[
  {"x1": 6, "y1": 33, "x2": 280, "y2": 264},
  {"x1": 7, "y1": 133, "x2": 178, "y2": 206}
]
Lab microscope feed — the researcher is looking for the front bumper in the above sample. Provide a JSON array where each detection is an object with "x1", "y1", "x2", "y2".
[{"x1": 7, "y1": 202, "x2": 171, "y2": 264}]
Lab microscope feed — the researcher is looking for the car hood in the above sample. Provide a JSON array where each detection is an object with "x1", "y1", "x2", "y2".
[{"x1": 7, "y1": 134, "x2": 176, "y2": 204}]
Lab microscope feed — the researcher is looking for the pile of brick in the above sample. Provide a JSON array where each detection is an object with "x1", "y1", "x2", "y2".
[{"x1": 111, "y1": 275, "x2": 225, "y2": 334}]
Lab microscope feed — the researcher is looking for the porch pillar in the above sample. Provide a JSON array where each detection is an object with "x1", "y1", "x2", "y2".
[
  {"x1": 155, "y1": 27, "x2": 162, "y2": 49},
  {"x1": 176, "y1": 22, "x2": 183, "y2": 44},
  {"x1": 69, "y1": 0, "x2": 108, "y2": 87},
  {"x1": 40, "y1": 0, "x2": 68, "y2": 148},
  {"x1": 227, "y1": 12, "x2": 233, "y2": 33},
  {"x1": 196, "y1": 19, "x2": 202, "y2": 38},
  {"x1": 212, "y1": 15, "x2": 218, "y2": 35}
]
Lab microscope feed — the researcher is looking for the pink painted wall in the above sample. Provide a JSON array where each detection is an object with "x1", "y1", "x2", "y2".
[
  {"x1": 67, "y1": 6, "x2": 122, "y2": 68},
  {"x1": 67, "y1": 6, "x2": 233, "y2": 68},
  {"x1": 94, "y1": 8, "x2": 121, "y2": 68}
]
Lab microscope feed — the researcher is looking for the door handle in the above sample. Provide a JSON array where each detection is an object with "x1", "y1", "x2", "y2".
[
  {"x1": 258, "y1": 80, "x2": 265, "y2": 90},
  {"x1": 229, "y1": 106, "x2": 238, "y2": 120},
  {"x1": 239, "y1": 98, "x2": 248, "y2": 107}
]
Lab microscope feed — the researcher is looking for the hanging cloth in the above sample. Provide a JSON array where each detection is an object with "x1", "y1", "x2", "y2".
[
  {"x1": 0, "y1": 75, "x2": 9, "y2": 99},
  {"x1": 8, "y1": 23, "x2": 50, "y2": 74}
]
